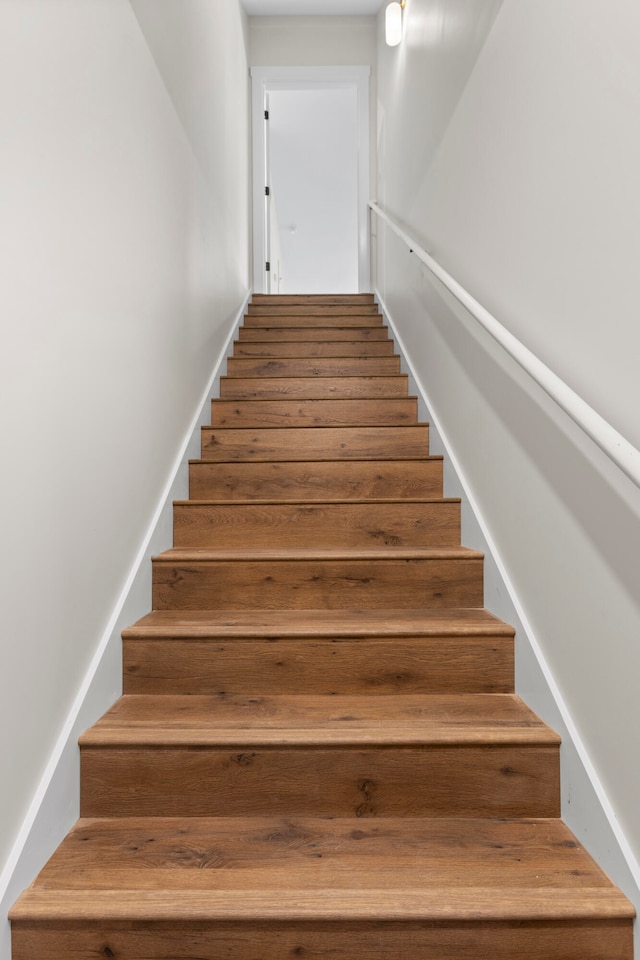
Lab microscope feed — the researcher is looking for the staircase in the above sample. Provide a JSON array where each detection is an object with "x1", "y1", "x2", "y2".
[{"x1": 11, "y1": 294, "x2": 634, "y2": 958}]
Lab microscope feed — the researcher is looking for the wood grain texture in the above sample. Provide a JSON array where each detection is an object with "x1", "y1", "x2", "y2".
[
  {"x1": 252, "y1": 294, "x2": 376, "y2": 305},
  {"x1": 209, "y1": 397, "x2": 417, "y2": 427},
  {"x1": 12, "y1": 916, "x2": 633, "y2": 960},
  {"x1": 189, "y1": 458, "x2": 444, "y2": 500},
  {"x1": 243, "y1": 314, "x2": 385, "y2": 328},
  {"x1": 151, "y1": 549, "x2": 484, "y2": 610},
  {"x1": 233, "y1": 339, "x2": 395, "y2": 357},
  {"x1": 80, "y1": 744, "x2": 559, "y2": 818},
  {"x1": 23, "y1": 816, "x2": 603, "y2": 881},
  {"x1": 83, "y1": 693, "x2": 554, "y2": 745},
  {"x1": 226, "y1": 356, "x2": 401, "y2": 377},
  {"x1": 200, "y1": 425, "x2": 430, "y2": 461},
  {"x1": 123, "y1": 634, "x2": 514, "y2": 695},
  {"x1": 238, "y1": 325, "x2": 389, "y2": 341},
  {"x1": 219, "y1": 375, "x2": 409, "y2": 400},
  {"x1": 246, "y1": 304, "x2": 381, "y2": 317},
  {"x1": 172, "y1": 499, "x2": 460, "y2": 549}
]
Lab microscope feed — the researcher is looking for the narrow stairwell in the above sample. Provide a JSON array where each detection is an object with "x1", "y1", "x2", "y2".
[{"x1": 11, "y1": 294, "x2": 634, "y2": 958}]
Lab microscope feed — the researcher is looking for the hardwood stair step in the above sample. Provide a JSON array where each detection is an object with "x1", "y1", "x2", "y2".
[
  {"x1": 238, "y1": 325, "x2": 390, "y2": 341},
  {"x1": 246, "y1": 304, "x2": 381, "y2": 317},
  {"x1": 200, "y1": 425, "x2": 429, "y2": 461},
  {"x1": 172, "y1": 499, "x2": 460, "y2": 549},
  {"x1": 252, "y1": 293, "x2": 376, "y2": 304},
  {"x1": 220, "y1": 375, "x2": 409, "y2": 400},
  {"x1": 123, "y1": 608, "x2": 514, "y2": 695},
  {"x1": 151, "y1": 546, "x2": 483, "y2": 610},
  {"x1": 243, "y1": 314, "x2": 385, "y2": 328},
  {"x1": 233, "y1": 339, "x2": 395, "y2": 357},
  {"x1": 78, "y1": 694, "x2": 559, "y2": 818},
  {"x1": 209, "y1": 397, "x2": 418, "y2": 428},
  {"x1": 14, "y1": 817, "x2": 631, "y2": 960},
  {"x1": 226, "y1": 356, "x2": 401, "y2": 377},
  {"x1": 189, "y1": 457, "x2": 444, "y2": 500},
  {"x1": 12, "y1": 815, "x2": 621, "y2": 894}
]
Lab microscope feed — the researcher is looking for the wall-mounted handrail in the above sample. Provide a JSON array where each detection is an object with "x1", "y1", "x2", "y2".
[{"x1": 370, "y1": 200, "x2": 640, "y2": 490}]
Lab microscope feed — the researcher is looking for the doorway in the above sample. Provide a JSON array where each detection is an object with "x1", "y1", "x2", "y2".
[{"x1": 251, "y1": 66, "x2": 371, "y2": 294}]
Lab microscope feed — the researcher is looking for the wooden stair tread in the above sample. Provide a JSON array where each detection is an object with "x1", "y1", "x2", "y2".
[
  {"x1": 14, "y1": 817, "x2": 624, "y2": 896},
  {"x1": 251, "y1": 294, "x2": 376, "y2": 303},
  {"x1": 238, "y1": 326, "x2": 390, "y2": 340},
  {"x1": 219, "y1": 375, "x2": 410, "y2": 400},
  {"x1": 174, "y1": 497, "x2": 458, "y2": 506},
  {"x1": 14, "y1": 887, "x2": 632, "y2": 923},
  {"x1": 124, "y1": 607, "x2": 513, "y2": 639},
  {"x1": 209, "y1": 398, "x2": 418, "y2": 427},
  {"x1": 225, "y1": 358, "x2": 401, "y2": 375},
  {"x1": 232, "y1": 341, "x2": 395, "y2": 356},
  {"x1": 153, "y1": 545, "x2": 483, "y2": 562},
  {"x1": 80, "y1": 693, "x2": 558, "y2": 746}
]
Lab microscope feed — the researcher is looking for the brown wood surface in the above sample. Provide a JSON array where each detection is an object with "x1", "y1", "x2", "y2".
[
  {"x1": 209, "y1": 397, "x2": 417, "y2": 427},
  {"x1": 27, "y1": 817, "x2": 613, "y2": 890},
  {"x1": 243, "y1": 314, "x2": 385, "y2": 328},
  {"x1": 252, "y1": 293, "x2": 376, "y2": 305},
  {"x1": 226, "y1": 356, "x2": 401, "y2": 377},
  {"x1": 189, "y1": 457, "x2": 444, "y2": 500},
  {"x1": 151, "y1": 549, "x2": 484, "y2": 610},
  {"x1": 123, "y1": 635, "x2": 514, "y2": 695},
  {"x1": 13, "y1": 293, "x2": 633, "y2": 958},
  {"x1": 80, "y1": 743, "x2": 559, "y2": 818},
  {"x1": 246, "y1": 304, "x2": 381, "y2": 317},
  {"x1": 239, "y1": 324, "x2": 389, "y2": 341},
  {"x1": 219, "y1": 375, "x2": 409, "y2": 399},
  {"x1": 200, "y1": 424, "x2": 430, "y2": 461},
  {"x1": 172, "y1": 499, "x2": 460, "y2": 549},
  {"x1": 233, "y1": 339, "x2": 395, "y2": 357},
  {"x1": 83, "y1": 693, "x2": 554, "y2": 745}
]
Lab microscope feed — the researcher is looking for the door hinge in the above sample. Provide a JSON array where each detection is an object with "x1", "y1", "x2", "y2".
[
  {"x1": 265, "y1": 261, "x2": 271, "y2": 272},
  {"x1": 265, "y1": 186, "x2": 270, "y2": 196},
  {"x1": 264, "y1": 109, "x2": 269, "y2": 120}
]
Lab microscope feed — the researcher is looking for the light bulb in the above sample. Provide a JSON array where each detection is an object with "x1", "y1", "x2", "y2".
[{"x1": 385, "y1": 1, "x2": 403, "y2": 47}]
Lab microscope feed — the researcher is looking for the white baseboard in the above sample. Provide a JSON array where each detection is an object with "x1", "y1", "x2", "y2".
[
  {"x1": 375, "y1": 289, "x2": 640, "y2": 931},
  {"x1": 0, "y1": 291, "x2": 250, "y2": 960}
]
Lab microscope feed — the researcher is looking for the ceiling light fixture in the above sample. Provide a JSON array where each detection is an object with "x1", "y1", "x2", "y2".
[{"x1": 385, "y1": 0, "x2": 404, "y2": 47}]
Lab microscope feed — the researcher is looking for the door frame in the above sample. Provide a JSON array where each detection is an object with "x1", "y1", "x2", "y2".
[{"x1": 250, "y1": 65, "x2": 371, "y2": 294}]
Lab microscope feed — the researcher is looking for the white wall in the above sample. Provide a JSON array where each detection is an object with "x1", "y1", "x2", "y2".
[
  {"x1": 249, "y1": 14, "x2": 377, "y2": 201},
  {"x1": 0, "y1": 0, "x2": 249, "y2": 951},
  {"x1": 249, "y1": 14, "x2": 376, "y2": 68},
  {"x1": 375, "y1": 0, "x2": 640, "y2": 910}
]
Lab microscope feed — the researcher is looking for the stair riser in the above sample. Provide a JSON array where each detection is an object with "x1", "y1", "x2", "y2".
[
  {"x1": 210, "y1": 398, "x2": 418, "y2": 428},
  {"x1": 200, "y1": 426, "x2": 430, "y2": 461},
  {"x1": 233, "y1": 341, "x2": 395, "y2": 358},
  {"x1": 123, "y1": 637, "x2": 514, "y2": 695},
  {"x1": 243, "y1": 316, "x2": 384, "y2": 328},
  {"x1": 189, "y1": 460, "x2": 443, "y2": 500},
  {"x1": 238, "y1": 326, "x2": 389, "y2": 341},
  {"x1": 219, "y1": 376, "x2": 410, "y2": 400},
  {"x1": 13, "y1": 919, "x2": 632, "y2": 960},
  {"x1": 226, "y1": 357, "x2": 401, "y2": 377},
  {"x1": 81, "y1": 746, "x2": 558, "y2": 819},
  {"x1": 172, "y1": 502, "x2": 460, "y2": 549},
  {"x1": 152, "y1": 558, "x2": 483, "y2": 610},
  {"x1": 247, "y1": 305, "x2": 380, "y2": 317},
  {"x1": 253, "y1": 293, "x2": 376, "y2": 305}
]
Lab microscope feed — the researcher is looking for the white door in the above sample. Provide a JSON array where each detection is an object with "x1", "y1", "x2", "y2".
[
  {"x1": 252, "y1": 67, "x2": 371, "y2": 295},
  {"x1": 267, "y1": 87, "x2": 359, "y2": 294}
]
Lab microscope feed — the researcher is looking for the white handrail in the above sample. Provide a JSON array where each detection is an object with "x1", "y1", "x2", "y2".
[{"x1": 370, "y1": 200, "x2": 640, "y2": 490}]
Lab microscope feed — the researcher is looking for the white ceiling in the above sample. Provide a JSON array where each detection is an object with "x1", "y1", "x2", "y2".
[{"x1": 242, "y1": 0, "x2": 383, "y2": 15}]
